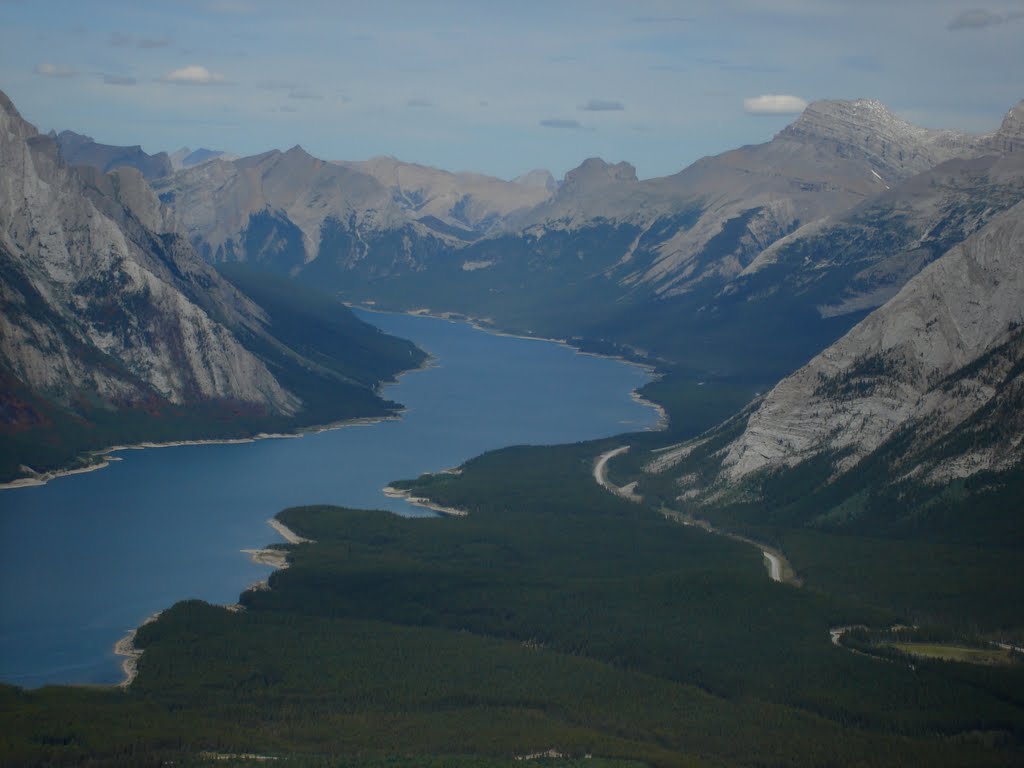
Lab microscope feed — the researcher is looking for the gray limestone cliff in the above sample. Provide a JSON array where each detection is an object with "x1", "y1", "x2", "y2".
[
  {"x1": 658, "y1": 200, "x2": 1024, "y2": 495},
  {"x1": 0, "y1": 90, "x2": 299, "y2": 419}
]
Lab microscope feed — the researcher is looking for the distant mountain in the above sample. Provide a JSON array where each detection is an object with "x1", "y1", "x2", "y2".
[
  {"x1": 335, "y1": 155, "x2": 555, "y2": 236},
  {"x1": 0, "y1": 90, "x2": 424, "y2": 482},
  {"x1": 148, "y1": 97, "x2": 1022, "y2": 380},
  {"x1": 510, "y1": 99, "x2": 991, "y2": 300},
  {"x1": 512, "y1": 168, "x2": 558, "y2": 191},
  {"x1": 153, "y1": 145, "x2": 456, "y2": 277},
  {"x1": 54, "y1": 129, "x2": 173, "y2": 180},
  {"x1": 719, "y1": 147, "x2": 1024, "y2": 320},
  {"x1": 169, "y1": 146, "x2": 235, "y2": 171}
]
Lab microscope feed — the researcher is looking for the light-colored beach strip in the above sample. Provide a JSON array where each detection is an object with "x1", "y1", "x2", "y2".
[
  {"x1": 113, "y1": 613, "x2": 162, "y2": 689},
  {"x1": 382, "y1": 485, "x2": 469, "y2": 517},
  {"x1": 0, "y1": 416, "x2": 405, "y2": 493}
]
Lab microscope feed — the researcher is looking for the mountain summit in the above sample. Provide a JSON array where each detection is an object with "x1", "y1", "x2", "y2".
[
  {"x1": 991, "y1": 99, "x2": 1024, "y2": 154},
  {"x1": 776, "y1": 98, "x2": 982, "y2": 181}
]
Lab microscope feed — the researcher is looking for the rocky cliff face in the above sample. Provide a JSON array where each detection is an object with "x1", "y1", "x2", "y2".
[
  {"x1": 723, "y1": 151, "x2": 1024, "y2": 321},
  {"x1": 775, "y1": 99, "x2": 985, "y2": 181},
  {"x1": 984, "y1": 100, "x2": 1024, "y2": 155},
  {"x1": 659, "y1": 200, "x2": 1024, "y2": 495},
  {"x1": 0, "y1": 91, "x2": 299, "y2": 419}
]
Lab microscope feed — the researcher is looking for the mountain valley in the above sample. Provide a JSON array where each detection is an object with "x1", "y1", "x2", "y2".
[{"x1": 3, "y1": 82, "x2": 1024, "y2": 767}]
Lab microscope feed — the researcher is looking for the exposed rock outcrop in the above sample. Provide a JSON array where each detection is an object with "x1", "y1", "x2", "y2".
[
  {"x1": 719, "y1": 200, "x2": 1024, "y2": 482},
  {"x1": 0, "y1": 90, "x2": 299, "y2": 417}
]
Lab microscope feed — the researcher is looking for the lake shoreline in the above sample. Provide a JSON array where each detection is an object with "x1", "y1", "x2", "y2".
[
  {"x1": 0, "y1": 414, "x2": 408, "y2": 494},
  {"x1": 0, "y1": 326, "x2": 439, "y2": 494},
  {"x1": 5, "y1": 308, "x2": 661, "y2": 689},
  {"x1": 115, "y1": 517, "x2": 315, "y2": 688},
  {"x1": 113, "y1": 612, "x2": 162, "y2": 689},
  {"x1": 354, "y1": 303, "x2": 668, "y2": 432},
  {"x1": 381, "y1": 485, "x2": 470, "y2": 517}
]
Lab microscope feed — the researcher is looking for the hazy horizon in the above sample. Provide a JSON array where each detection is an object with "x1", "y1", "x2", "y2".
[{"x1": 1, "y1": 0, "x2": 1021, "y2": 181}]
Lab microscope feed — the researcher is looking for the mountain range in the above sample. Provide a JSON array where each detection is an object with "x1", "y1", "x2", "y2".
[
  {"x1": 4, "y1": 78, "x2": 1024, "y2": 767},
  {"x1": 6, "y1": 87, "x2": 1023, "y2": 509},
  {"x1": 130, "y1": 98, "x2": 1020, "y2": 378}
]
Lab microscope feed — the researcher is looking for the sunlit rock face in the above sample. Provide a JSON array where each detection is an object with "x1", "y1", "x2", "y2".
[{"x1": 0, "y1": 89, "x2": 299, "y2": 419}]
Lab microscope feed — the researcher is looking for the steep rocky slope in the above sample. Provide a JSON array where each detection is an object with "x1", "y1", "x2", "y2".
[
  {"x1": 721, "y1": 150, "x2": 1024, "y2": 320},
  {"x1": 1, "y1": 94, "x2": 296, "y2": 416},
  {"x1": 723, "y1": 201, "x2": 1024, "y2": 479},
  {"x1": 651, "y1": 200, "x2": 1024, "y2": 503}
]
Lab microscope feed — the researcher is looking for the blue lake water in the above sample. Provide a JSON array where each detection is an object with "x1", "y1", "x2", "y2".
[{"x1": 0, "y1": 310, "x2": 659, "y2": 688}]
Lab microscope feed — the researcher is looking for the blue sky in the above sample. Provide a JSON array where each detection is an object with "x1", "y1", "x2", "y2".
[{"x1": 1, "y1": 0, "x2": 1021, "y2": 180}]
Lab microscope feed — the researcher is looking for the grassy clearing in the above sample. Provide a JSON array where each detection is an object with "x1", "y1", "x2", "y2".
[{"x1": 890, "y1": 643, "x2": 1019, "y2": 666}]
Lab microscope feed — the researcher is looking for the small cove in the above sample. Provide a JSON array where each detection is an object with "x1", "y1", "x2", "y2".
[{"x1": 0, "y1": 310, "x2": 660, "y2": 688}]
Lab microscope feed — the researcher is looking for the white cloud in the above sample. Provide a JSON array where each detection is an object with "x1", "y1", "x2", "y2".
[
  {"x1": 35, "y1": 62, "x2": 77, "y2": 78},
  {"x1": 743, "y1": 94, "x2": 808, "y2": 115},
  {"x1": 160, "y1": 65, "x2": 227, "y2": 85}
]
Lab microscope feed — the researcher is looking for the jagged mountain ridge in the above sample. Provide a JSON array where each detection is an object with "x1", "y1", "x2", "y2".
[
  {"x1": 335, "y1": 155, "x2": 555, "y2": 236},
  {"x1": 149, "y1": 98, "x2": 1019, "y2": 329},
  {"x1": 720, "y1": 150, "x2": 1024, "y2": 321},
  {"x1": 503, "y1": 99, "x2": 999, "y2": 301}
]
